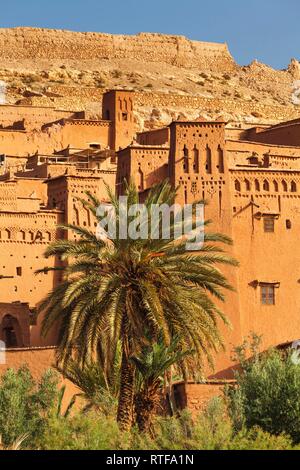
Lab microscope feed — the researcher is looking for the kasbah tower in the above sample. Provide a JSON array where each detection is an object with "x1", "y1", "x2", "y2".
[{"x1": 0, "y1": 31, "x2": 300, "y2": 381}]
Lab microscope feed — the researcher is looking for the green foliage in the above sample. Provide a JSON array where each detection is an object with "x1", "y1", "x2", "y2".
[
  {"x1": 228, "y1": 427, "x2": 294, "y2": 450},
  {"x1": 131, "y1": 332, "x2": 191, "y2": 392},
  {"x1": 34, "y1": 397, "x2": 298, "y2": 450},
  {"x1": 56, "y1": 385, "x2": 77, "y2": 418},
  {"x1": 226, "y1": 336, "x2": 300, "y2": 443},
  {"x1": 0, "y1": 365, "x2": 59, "y2": 446},
  {"x1": 37, "y1": 413, "x2": 132, "y2": 450},
  {"x1": 56, "y1": 359, "x2": 118, "y2": 415}
]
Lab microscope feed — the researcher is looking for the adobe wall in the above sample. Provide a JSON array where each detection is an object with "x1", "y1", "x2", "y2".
[
  {"x1": 117, "y1": 146, "x2": 169, "y2": 194},
  {"x1": 0, "y1": 28, "x2": 236, "y2": 72},
  {"x1": 137, "y1": 127, "x2": 170, "y2": 146},
  {"x1": 0, "y1": 105, "x2": 79, "y2": 131},
  {"x1": 231, "y1": 171, "x2": 300, "y2": 352},
  {"x1": 247, "y1": 121, "x2": 300, "y2": 147},
  {"x1": 173, "y1": 381, "x2": 234, "y2": 417},
  {"x1": 0, "y1": 119, "x2": 111, "y2": 157},
  {"x1": 0, "y1": 209, "x2": 63, "y2": 315}
]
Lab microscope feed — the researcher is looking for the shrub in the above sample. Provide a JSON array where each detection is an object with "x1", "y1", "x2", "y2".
[
  {"x1": 225, "y1": 337, "x2": 300, "y2": 443},
  {"x1": 37, "y1": 413, "x2": 132, "y2": 450},
  {"x1": 0, "y1": 366, "x2": 59, "y2": 446},
  {"x1": 228, "y1": 427, "x2": 294, "y2": 450}
]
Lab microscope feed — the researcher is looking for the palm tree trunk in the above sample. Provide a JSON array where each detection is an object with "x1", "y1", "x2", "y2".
[
  {"x1": 117, "y1": 320, "x2": 135, "y2": 431},
  {"x1": 135, "y1": 384, "x2": 160, "y2": 433}
]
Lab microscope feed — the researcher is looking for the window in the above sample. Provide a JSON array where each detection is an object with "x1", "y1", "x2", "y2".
[
  {"x1": 245, "y1": 179, "x2": 251, "y2": 191},
  {"x1": 261, "y1": 284, "x2": 275, "y2": 305},
  {"x1": 217, "y1": 145, "x2": 224, "y2": 174},
  {"x1": 183, "y1": 145, "x2": 189, "y2": 173},
  {"x1": 282, "y1": 180, "x2": 288, "y2": 192},
  {"x1": 263, "y1": 217, "x2": 275, "y2": 233},
  {"x1": 122, "y1": 112, "x2": 128, "y2": 121},
  {"x1": 234, "y1": 180, "x2": 241, "y2": 192},
  {"x1": 286, "y1": 219, "x2": 292, "y2": 230},
  {"x1": 205, "y1": 145, "x2": 212, "y2": 174},
  {"x1": 16, "y1": 267, "x2": 22, "y2": 276}
]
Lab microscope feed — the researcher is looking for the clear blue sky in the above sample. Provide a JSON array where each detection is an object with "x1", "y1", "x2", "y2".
[{"x1": 1, "y1": 0, "x2": 299, "y2": 69}]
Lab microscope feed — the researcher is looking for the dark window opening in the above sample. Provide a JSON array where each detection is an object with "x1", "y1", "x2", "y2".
[
  {"x1": 235, "y1": 180, "x2": 241, "y2": 192},
  {"x1": 206, "y1": 145, "x2": 212, "y2": 174},
  {"x1": 122, "y1": 112, "x2": 128, "y2": 121},
  {"x1": 261, "y1": 284, "x2": 275, "y2": 305},
  {"x1": 16, "y1": 267, "x2": 22, "y2": 276},
  {"x1": 286, "y1": 220, "x2": 292, "y2": 230},
  {"x1": 3, "y1": 327, "x2": 18, "y2": 347},
  {"x1": 263, "y1": 217, "x2": 275, "y2": 233}
]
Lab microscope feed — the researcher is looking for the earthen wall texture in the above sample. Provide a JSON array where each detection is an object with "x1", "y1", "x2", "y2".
[{"x1": 0, "y1": 28, "x2": 235, "y2": 72}]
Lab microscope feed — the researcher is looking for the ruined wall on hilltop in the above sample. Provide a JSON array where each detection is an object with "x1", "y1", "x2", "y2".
[{"x1": 0, "y1": 28, "x2": 236, "y2": 71}]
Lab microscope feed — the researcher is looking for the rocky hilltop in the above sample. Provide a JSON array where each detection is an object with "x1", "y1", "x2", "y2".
[
  {"x1": 0, "y1": 28, "x2": 235, "y2": 71},
  {"x1": 0, "y1": 28, "x2": 299, "y2": 130}
]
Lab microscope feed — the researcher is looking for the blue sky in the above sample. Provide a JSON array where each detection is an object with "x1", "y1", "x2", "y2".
[{"x1": 1, "y1": 0, "x2": 299, "y2": 69}]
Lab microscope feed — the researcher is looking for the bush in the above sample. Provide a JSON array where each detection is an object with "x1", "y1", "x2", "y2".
[
  {"x1": 228, "y1": 427, "x2": 294, "y2": 450},
  {"x1": 36, "y1": 398, "x2": 297, "y2": 450},
  {"x1": 37, "y1": 413, "x2": 133, "y2": 450},
  {"x1": 0, "y1": 365, "x2": 59, "y2": 447},
  {"x1": 225, "y1": 338, "x2": 300, "y2": 443}
]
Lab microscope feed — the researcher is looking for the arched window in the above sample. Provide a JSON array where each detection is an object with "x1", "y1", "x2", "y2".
[
  {"x1": 3, "y1": 229, "x2": 11, "y2": 240},
  {"x1": 218, "y1": 145, "x2": 224, "y2": 174},
  {"x1": 255, "y1": 179, "x2": 260, "y2": 191},
  {"x1": 206, "y1": 145, "x2": 212, "y2": 174},
  {"x1": 193, "y1": 145, "x2": 199, "y2": 173},
  {"x1": 273, "y1": 180, "x2": 279, "y2": 192},
  {"x1": 235, "y1": 180, "x2": 241, "y2": 192},
  {"x1": 291, "y1": 181, "x2": 297, "y2": 193},
  {"x1": 1, "y1": 315, "x2": 21, "y2": 348},
  {"x1": 282, "y1": 180, "x2": 288, "y2": 192},
  {"x1": 263, "y1": 180, "x2": 270, "y2": 191},
  {"x1": 183, "y1": 145, "x2": 189, "y2": 173},
  {"x1": 245, "y1": 179, "x2": 251, "y2": 191}
]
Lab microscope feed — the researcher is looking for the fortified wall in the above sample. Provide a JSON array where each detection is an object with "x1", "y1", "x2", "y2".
[{"x1": 0, "y1": 28, "x2": 236, "y2": 72}]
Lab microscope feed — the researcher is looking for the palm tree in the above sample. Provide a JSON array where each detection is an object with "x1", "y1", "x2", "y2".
[
  {"x1": 132, "y1": 332, "x2": 191, "y2": 433},
  {"x1": 55, "y1": 349, "x2": 120, "y2": 415},
  {"x1": 37, "y1": 180, "x2": 237, "y2": 430}
]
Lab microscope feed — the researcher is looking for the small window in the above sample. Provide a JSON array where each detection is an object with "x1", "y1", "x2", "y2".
[
  {"x1": 286, "y1": 220, "x2": 292, "y2": 230},
  {"x1": 16, "y1": 267, "x2": 22, "y2": 276},
  {"x1": 122, "y1": 112, "x2": 128, "y2": 121},
  {"x1": 261, "y1": 284, "x2": 275, "y2": 305},
  {"x1": 235, "y1": 180, "x2": 241, "y2": 192},
  {"x1": 264, "y1": 217, "x2": 275, "y2": 233}
]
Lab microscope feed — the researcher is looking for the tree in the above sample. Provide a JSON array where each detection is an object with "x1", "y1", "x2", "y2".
[
  {"x1": 132, "y1": 332, "x2": 191, "y2": 433},
  {"x1": 38, "y1": 180, "x2": 237, "y2": 430},
  {"x1": 226, "y1": 337, "x2": 300, "y2": 444}
]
